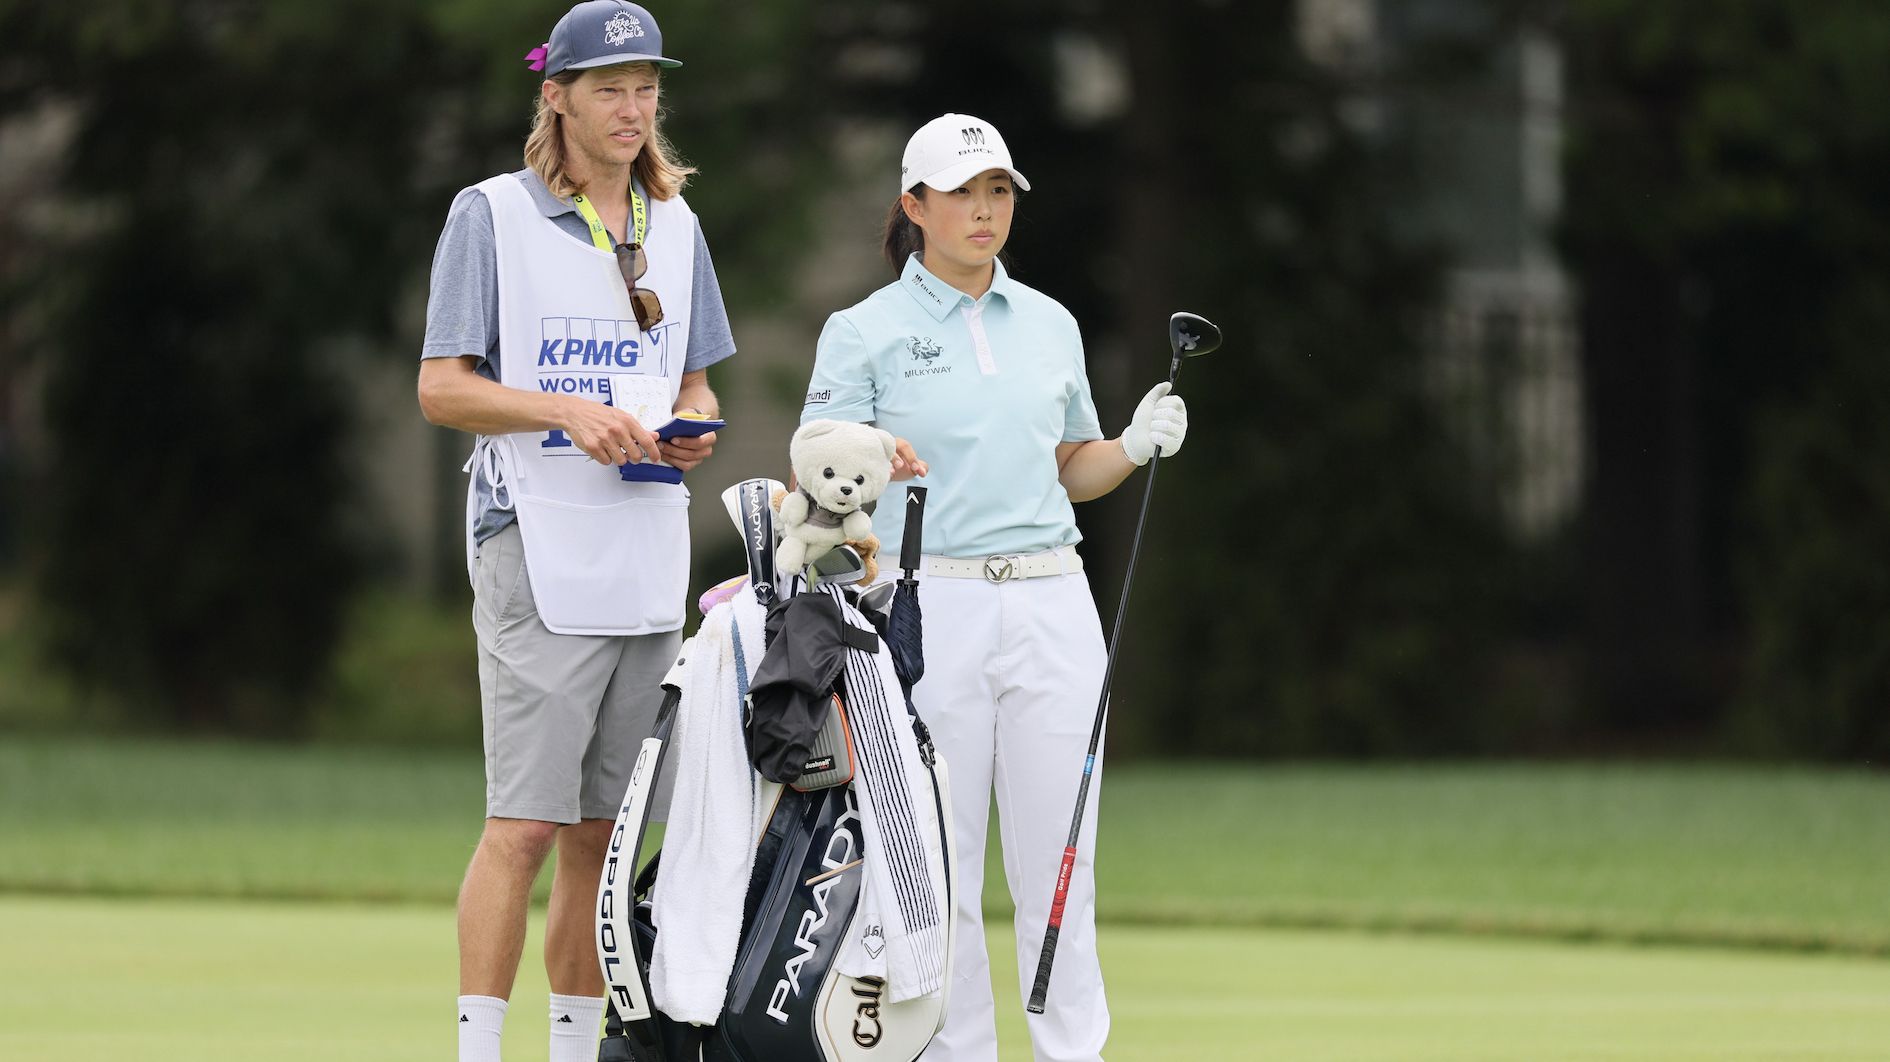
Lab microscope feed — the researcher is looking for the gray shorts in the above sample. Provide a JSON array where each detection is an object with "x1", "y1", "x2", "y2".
[{"x1": 474, "y1": 522, "x2": 680, "y2": 823}]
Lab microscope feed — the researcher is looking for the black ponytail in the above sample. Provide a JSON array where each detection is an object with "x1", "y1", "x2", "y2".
[{"x1": 880, "y1": 185, "x2": 926, "y2": 272}]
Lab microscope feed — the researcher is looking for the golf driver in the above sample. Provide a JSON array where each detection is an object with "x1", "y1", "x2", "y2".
[{"x1": 1025, "y1": 311, "x2": 1222, "y2": 1015}]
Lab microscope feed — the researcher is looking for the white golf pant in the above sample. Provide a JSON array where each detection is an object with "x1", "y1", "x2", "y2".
[{"x1": 911, "y1": 565, "x2": 1109, "y2": 1062}]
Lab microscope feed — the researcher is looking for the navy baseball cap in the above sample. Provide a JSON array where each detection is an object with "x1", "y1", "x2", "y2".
[{"x1": 527, "y1": 1, "x2": 681, "y2": 76}]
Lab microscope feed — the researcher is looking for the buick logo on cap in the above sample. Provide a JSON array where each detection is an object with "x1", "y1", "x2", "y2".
[
  {"x1": 604, "y1": 11, "x2": 644, "y2": 45},
  {"x1": 900, "y1": 112, "x2": 1031, "y2": 196}
]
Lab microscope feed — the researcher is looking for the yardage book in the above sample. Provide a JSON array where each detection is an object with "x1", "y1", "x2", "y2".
[{"x1": 610, "y1": 374, "x2": 725, "y2": 483}]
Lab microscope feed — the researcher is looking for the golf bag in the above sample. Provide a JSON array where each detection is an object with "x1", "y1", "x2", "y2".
[{"x1": 595, "y1": 481, "x2": 956, "y2": 1062}]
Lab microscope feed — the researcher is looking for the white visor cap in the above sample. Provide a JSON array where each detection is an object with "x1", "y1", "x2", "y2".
[{"x1": 899, "y1": 113, "x2": 1031, "y2": 198}]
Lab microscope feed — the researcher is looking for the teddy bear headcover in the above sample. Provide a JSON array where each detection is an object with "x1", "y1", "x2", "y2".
[{"x1": 775, "y1": 420, "x2": 898, "y2": 575}]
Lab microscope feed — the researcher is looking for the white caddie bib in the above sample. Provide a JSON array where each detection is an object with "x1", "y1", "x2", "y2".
[{"x1": 469, "y1": 174, "x2": 697, "y2": 636}]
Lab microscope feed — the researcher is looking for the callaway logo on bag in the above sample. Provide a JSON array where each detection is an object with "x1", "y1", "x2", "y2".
[{"x1": 850, "y1": 978, "x2": 885, "y2": 1048}]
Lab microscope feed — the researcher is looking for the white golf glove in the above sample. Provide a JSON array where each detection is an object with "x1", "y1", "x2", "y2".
[{"x1": 1120, "y1": 382, "x2": 1188, "y2": 465}]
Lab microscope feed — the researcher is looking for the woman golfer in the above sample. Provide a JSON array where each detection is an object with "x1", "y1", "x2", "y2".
[{"x1": 799, "y1": 113, "x2": 1188, "y2": 1062}]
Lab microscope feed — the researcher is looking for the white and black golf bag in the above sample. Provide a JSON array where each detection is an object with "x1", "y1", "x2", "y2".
[{"x1": 594, "y1": 480, "x2": 956, "y2": 1062}]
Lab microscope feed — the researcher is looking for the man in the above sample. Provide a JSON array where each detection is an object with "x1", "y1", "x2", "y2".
[{"x1": 416, "y1": 4, "x2": 734, "y2": 1060}]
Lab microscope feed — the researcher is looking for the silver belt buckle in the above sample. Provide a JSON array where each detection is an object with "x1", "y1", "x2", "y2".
[{"x1": 983, "y1": 554, "x2": 1017, "y2": 583}]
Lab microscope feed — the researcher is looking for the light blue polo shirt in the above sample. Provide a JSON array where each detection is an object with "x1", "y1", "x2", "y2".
[{"x1": 801, "y1": 254, "x2": 1104, "y2": 558}]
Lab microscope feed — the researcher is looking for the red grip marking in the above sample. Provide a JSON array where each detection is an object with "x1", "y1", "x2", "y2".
[{"x1": 1046, "y1": 847, "x2": 1077, "y2": 929}]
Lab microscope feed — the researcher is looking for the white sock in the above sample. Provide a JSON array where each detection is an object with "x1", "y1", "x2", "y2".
[
  {"x1": 458, "y1": 994, "x2": 507, "y2": 1062},
  {"x1": 549, "y1": 993, "x2": 609, "y2": 1062}
]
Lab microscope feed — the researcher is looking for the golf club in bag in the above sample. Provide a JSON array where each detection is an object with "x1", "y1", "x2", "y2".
[
  {"x1": 596, "y1": 479, "x2": 958, "y2": 1062},
  {"x1": 1024, "y1": 312, "x2": 1223, "y2": 1015}
]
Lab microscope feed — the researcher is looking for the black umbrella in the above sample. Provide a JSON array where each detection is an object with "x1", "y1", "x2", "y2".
[{"x1": 887, "y1": 486, "x2": 928, "y2": 694}]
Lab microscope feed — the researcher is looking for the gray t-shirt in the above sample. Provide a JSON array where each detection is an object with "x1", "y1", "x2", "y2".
[{"x1": 422, "y1": 169, "x2": 737, "y2": 543}]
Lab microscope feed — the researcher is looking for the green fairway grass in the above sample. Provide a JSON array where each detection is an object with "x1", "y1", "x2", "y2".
[
  {"x1": 2, "y1": 894, "x2": 1886, "y2": 1061},
  {"x1": 1075, "y1": 763, "x2": 1890, "y2": 954},
  {"x1": 0, "y1": 740, "x2": 491, "y2": 902},
  {"x1": 3, "y1": 740, "x2": 1889, "y2": 954}
]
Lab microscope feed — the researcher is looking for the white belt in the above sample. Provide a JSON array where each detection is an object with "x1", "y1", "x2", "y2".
[{"x1": 925, "y1": 546, "x2": 1083, "y2": 583}]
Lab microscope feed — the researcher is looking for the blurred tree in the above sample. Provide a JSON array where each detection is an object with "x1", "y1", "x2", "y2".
[
  {"x1": 1740, "y1": 294, "x2": 1890, "y2": 759},
  {"x1": 1115, "y1": 0, "x2": 1515, "y2": 756},
  {"x1": 0, "y1": 0, "x2": 840, "y2": 735},
  {"x1": 1563, "y1": 0, "x2": 1890, "y2": 753},
  {"x1": 838, "y1": 0, "x2": 1513, "y2": 755},
  {"x1": 0, "y1": 0, "x2": 479, "y2": 733}
]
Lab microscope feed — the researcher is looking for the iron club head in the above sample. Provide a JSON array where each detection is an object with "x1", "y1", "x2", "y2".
[{"x1": 1169, "y1": 312, "x2": 1223, "y2": 358}]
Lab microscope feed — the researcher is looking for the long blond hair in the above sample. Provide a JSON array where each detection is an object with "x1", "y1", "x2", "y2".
[{"x1": 525, "y1": 65, "x2": 695, "y2": 202}]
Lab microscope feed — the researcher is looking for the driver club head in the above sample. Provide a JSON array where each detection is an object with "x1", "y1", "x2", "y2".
[{"x1": 1169, "y1": 312, "x2": 1222, "y2": 358}]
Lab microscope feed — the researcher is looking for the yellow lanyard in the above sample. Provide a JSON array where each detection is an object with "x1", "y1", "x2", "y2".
[{"x1": 570, "y1": 185, "x2": 647, "y2": 251}]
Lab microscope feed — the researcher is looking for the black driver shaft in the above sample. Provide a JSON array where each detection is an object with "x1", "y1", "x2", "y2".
[{"x1": 1025, "y1": 350, "x2": 1185, "y2": 1015}]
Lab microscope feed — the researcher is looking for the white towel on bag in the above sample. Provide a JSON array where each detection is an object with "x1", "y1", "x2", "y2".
[
  {"x1": 649, "y1": 582, "x2": 948, "y2": 1019},
  {"x1": 827, "y1": 587, "x2": 949, "y2": 1003},
  {"x1": 649, "y1": 587, "x2": 767, "y2": 1025}
]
